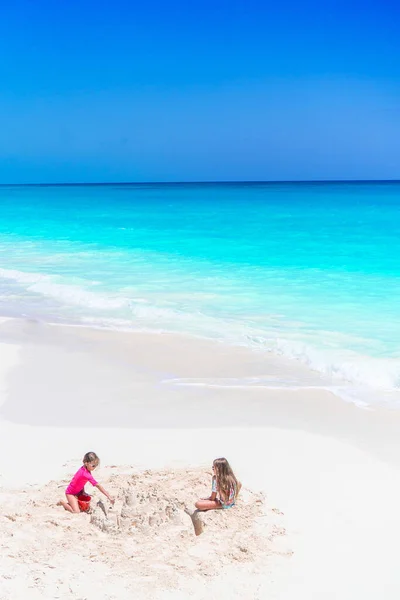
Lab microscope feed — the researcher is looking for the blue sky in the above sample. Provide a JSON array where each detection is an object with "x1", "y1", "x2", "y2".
[{"x1": 0, "y1": 0, "x2": 399, "y2": 183}]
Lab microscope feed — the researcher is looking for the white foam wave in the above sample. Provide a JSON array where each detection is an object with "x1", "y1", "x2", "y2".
[
  {"x1": 163, "y1": 375, "x2": 322, "y2": 389},
  {"x1": 162, "y1": 377, "x2": 381, "y2": 409},
  {"x1": 0, "y1": 268, "x2": 49, "y2": 285},
  {"x1": 0, "y1": 267, "x2": 129, "y2": 310},
  {"x1": 1, "y1": 266, "x2": 400, "y2": 401},
  {"x1": 267, "y1": 337, "x2": 400, "y2": 390},
  {"x1": 30, "y1": 281, "x2": 129, "y2": 310}
]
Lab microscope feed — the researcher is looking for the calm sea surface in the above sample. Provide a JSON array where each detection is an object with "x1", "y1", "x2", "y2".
[{"x1": 1, "y1": 182, "x2": 399, "y2": 405}]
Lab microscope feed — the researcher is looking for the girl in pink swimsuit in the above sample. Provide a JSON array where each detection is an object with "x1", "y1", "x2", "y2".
[
  {"x1": 195, "y1": 457, "x2": 241, "y2": 511},
  {"x1": 59, "y1": 452, "x2": 115, "y2": 514}
]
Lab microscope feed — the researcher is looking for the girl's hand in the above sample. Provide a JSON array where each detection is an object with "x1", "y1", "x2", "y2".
[{"x1": 109, "y1": 497, "x2": 115, "y2": 505}]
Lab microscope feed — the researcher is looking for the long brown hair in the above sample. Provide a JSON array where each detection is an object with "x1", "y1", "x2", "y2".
[{"x1": 213, "y1": 457, "x2": 238, "y2": 502}]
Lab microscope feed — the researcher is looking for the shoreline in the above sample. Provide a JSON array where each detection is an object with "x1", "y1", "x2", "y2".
[
  {"x1": 1, "y1": 317, "x2": 400, "y2": 598},
  {"x1": 1, "y1": 317, "x2": 400, "y2": 461},
  {"x1": 1, "y1": 311, "x2": 400, "y2": 410}
]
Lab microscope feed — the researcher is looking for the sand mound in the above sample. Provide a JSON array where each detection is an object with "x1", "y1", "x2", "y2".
[{"x1": 0, "y1": 466, "x2": 291, "y2": 599}]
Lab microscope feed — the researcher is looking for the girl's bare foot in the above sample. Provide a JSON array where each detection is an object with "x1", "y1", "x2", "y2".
[{"x1": 191, "y1": 509, "x2": 204, "y2": 536}]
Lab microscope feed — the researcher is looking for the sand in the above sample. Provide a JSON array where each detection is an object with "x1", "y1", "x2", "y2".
[
  {"x1": 1, "y1": 317, "x2": 400, "y2": 599},
  {"x1": 1, "y1": 466, "x2": 289, "y2": 599}
]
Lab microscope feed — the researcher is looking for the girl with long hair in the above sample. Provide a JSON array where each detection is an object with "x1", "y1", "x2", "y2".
[{"x1": 195, "y1": 457, "x2": 241, "y2": 511}]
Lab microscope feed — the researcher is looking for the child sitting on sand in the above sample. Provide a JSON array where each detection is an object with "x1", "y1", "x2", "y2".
[
  {"x1": 195, "y1": 457, "x2": 241, "y2": 511},
  {"x1": 59, "y1": 452, "x2": 115, "y2": 513}
]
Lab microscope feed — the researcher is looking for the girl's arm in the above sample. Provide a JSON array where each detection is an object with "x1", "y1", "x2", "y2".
[
  {"x1": 95, "y1": 483, "x2": 115, "y2": 504},
  {"x1": 209, "y1": 476, "x2": 217, "y2": 501},
  {"x1": 201, "y1": 476, "x2": 217, "y2": 501}
]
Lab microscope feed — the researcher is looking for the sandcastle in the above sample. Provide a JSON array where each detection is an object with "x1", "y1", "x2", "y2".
[
  {"x1": 84, "y1": 468, "x2": 285, "y2": 570},
  {"x1": 90, "y1": 484, "x2": 190, "y2": 535}
]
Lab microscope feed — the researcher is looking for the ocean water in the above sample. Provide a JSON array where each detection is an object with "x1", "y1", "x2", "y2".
[{"x1": 0, "y1": 182, "x2": 399, "y2": 405}]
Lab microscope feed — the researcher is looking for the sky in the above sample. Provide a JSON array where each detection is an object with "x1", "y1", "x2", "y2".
[{"x1": 0, "y1": 0, "x2": 399, "y2": 183}]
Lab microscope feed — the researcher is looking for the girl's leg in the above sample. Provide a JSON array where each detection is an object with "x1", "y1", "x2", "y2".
[
  {"x1": 190, "y1": 502, "x2": 223, "y2": 536},
  {"x1": 59, "y1": 493, "x2": 80, "y2": 513},
  {"x1": 195, "y1": 499, "x2": 223, "y2": 511}
]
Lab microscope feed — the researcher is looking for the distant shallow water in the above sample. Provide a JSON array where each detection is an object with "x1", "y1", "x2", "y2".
[{"x1": 1, "y1": 181, "x2": 400, "y2": 406}]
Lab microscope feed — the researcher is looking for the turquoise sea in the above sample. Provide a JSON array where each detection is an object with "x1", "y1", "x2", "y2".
[{"x1": 0, "y1": 182, "x2": 399, "y2": 406}]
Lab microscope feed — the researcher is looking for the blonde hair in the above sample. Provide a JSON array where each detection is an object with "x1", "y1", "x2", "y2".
[
  {"x1": 83, "y1": 451, "x2": 100, "y2": 467},
  {"x1": 213, "y1": 457, "x2": 238, "y2": 503}
]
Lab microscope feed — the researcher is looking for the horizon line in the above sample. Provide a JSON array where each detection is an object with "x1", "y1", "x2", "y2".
[{"x1": 1, "y1": 179, "x2": 400, "y2": 187}]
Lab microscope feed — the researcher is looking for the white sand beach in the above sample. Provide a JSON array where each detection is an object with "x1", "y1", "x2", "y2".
[{"x1": 1, "y1": 317, "x2": 400, "y2": 599}]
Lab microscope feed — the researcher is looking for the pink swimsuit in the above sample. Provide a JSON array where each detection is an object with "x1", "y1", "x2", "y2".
[{"x1": 66, "y1": 466, "x2": 98, "y2": 495}]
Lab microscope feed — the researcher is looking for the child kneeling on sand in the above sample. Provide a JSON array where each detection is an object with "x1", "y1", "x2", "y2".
[
  {"x1": 59, "y1": 451, "x2": 115, "y2": 513},
  {"x1": 195, "y1": 457, "x2": 241, "y2": 511}
]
